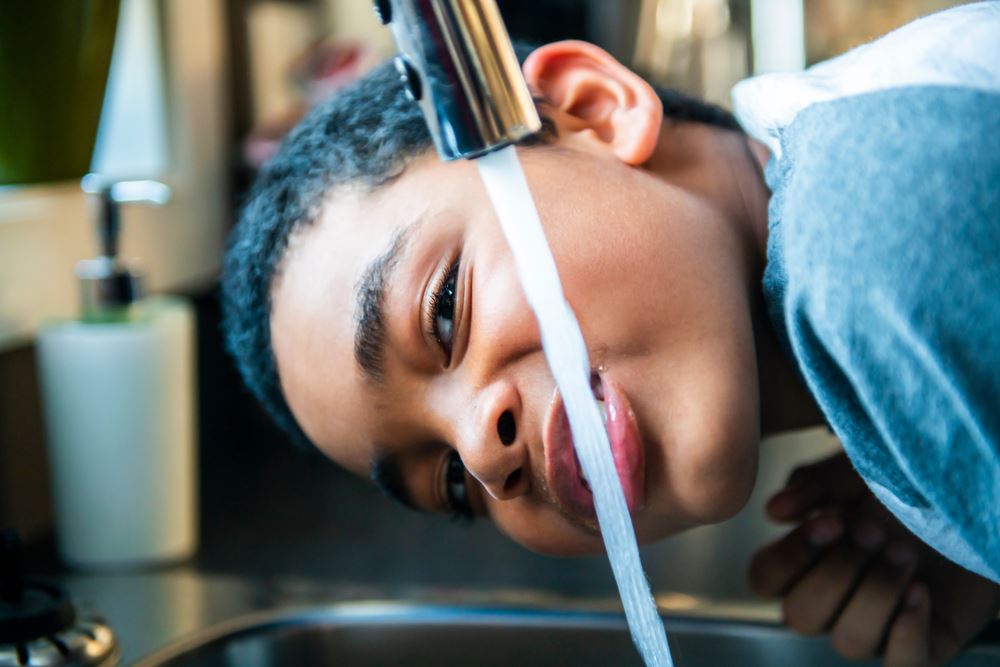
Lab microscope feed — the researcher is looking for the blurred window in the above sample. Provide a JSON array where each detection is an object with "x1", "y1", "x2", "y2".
[{"x1": 804, "y1": 0, "x2": 975, "y2": 65}]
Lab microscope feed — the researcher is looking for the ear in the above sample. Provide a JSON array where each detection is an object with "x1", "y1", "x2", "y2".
[{"x1": 523, "y1": 41, "x2": 663, "y2": 165}]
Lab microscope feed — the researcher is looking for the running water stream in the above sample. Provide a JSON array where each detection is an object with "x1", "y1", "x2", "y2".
[{"x1": 477, "y1": 145, "x2": 674, "y2": 667}]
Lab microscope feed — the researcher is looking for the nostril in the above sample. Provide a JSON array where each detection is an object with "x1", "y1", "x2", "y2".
[
  {"x1": 497, "y1": 410, "x2": 516, "y2": 445},
  {"x1": 504, "y1": 468, "x2": 523, "y2": 493}
]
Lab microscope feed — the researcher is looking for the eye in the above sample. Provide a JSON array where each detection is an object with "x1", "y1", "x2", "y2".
[
  {"x1": 428, "y1": 260, "x2": 459, "y2": 360},
  {"x1": 444, "y1": 450, "x2": 473, "y2": 521}
]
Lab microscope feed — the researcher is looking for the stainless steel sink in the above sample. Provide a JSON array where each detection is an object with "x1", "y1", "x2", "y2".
[{"x1": 135, "y1": 602, "x2": 1000, "y2": 667}]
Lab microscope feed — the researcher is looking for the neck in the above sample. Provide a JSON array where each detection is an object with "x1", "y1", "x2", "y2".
[
  {"x1": 753, "y1": 295, "x2": 826, "y2": 435},
  {"x1": 732, "y1": 133, "x2": 825, "y2": 435},
  {"x1": 649, "y1": 122, "x2": 771, "y2": 260},
  {"x1": 650, "y1": 121, "x2": 825, "y2": 435}
]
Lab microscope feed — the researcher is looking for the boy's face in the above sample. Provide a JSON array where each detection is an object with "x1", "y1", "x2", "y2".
[{"x1": 269, "y1": 42, "x2": 764, "y2": 556}]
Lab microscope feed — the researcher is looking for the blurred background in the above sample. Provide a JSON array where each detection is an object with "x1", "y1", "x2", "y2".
[{"x1": 0, "y1": 0, "x2": 977, "y2": 660}]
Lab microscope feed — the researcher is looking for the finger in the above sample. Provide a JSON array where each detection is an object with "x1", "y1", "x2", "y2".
[
  {"x1": 916, "y1": 559, "x2": 1000, "y2": 663},
  {"x1": 782, "y1": 542, "x2": 872, "y2": 635},
  {"x1": 884, "y1": 582, "x2": 931, "y2": 667},
  {"x1": 767, "y1": 455, "x2": 864, "y2": 522},
  {"x1": 748, "y1": 514, "x2": 844, "y2": 597},
  {"x1": 829, "y1": 542, "x2": 917, "y2": 660},
  {"x1": 766, "y1": 481, "x2": 830, "y2": 522},
  {"x1": 765, "y1": 461, "x2": 833, "y2": 521},
  {"x1": 848, "y1": 517, "x2": 887, "y2": 551},
  {"x1": 783, "y1": 454, "x2": 848, "y2": 487}
]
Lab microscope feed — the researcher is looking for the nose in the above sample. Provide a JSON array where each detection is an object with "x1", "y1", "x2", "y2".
[{"x1": 455, "y1": 380, "x2": 530, "y2": 501}]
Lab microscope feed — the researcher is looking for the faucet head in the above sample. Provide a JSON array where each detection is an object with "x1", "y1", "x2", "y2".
[{"x1": 377, "y1": 0, "x2": 542, "y2": 160}]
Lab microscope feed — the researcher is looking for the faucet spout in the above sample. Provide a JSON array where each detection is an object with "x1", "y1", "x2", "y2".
[{"x1": 376, "y1": 0, "x2": 542, "y2": 160}]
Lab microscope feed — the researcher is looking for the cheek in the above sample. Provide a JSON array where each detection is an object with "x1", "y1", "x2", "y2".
[
  {"x1": 669, "y1": 413, "x2": 759, "y2": 523},
  {"x1": 641, "y1": 309, "x2": 760, "y2": 527},
  {"x1": 566, "y1": 197, "x2": 757, "y2": 530},
  {"x1": 676, "y1": 290, "x2": 759, "y2": 518},
  {"x1": 534, "y1": 185, "x2": 702, "y2": 349},
  {"x1": 470, "y1": 240, "x2": 542, "y2": 351}
]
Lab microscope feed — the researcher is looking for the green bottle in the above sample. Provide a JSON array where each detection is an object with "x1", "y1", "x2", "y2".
[{"x1": 0, "y1": 1, "x2": 120, "y2": 185}]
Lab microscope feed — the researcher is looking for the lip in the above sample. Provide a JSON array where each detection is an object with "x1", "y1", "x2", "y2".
[{"x1": 542, "y1": 374, "x2": 646, "y2": 523}]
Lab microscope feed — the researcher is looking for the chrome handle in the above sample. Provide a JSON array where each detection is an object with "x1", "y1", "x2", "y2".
[{"x1": 378, "y1": 0, "x2": 542, "y2": 160}]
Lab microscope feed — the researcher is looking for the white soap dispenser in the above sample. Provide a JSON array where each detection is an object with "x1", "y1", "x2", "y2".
[{"x1": 35, "y1": 176, "x2": 198, "y2": 569}]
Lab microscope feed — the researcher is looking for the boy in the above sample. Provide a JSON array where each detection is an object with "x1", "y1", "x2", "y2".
[{"x1": 222, "y1": 4, "x2": 1000, "y2": 665}]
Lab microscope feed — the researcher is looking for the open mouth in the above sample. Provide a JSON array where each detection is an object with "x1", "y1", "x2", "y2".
[
  {"x1": 576, "y1": 373, "x2": 607, "y2": 492},
  {"x1": 543, "y1": 372, "x2": 646, "y2": 522}
]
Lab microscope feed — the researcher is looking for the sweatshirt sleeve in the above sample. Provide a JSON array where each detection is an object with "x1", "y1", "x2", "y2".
[{"x1": 765, "y1": 85, "x2": 1000, "y2": 581}]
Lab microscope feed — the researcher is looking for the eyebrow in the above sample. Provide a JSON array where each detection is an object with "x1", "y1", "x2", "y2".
[
  {"x1": 353, "y1": 223, "x2": 416, "y2": 384},
  {"x1": 370, "y1": 451, "x2": 418, "y2": 510}
]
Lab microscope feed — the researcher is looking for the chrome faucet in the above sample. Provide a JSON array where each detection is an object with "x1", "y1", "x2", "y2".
[{"x1": 374, "y1": 0, "x2": 542, "y2": 160}]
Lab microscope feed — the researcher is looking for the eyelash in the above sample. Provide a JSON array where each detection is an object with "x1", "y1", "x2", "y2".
[
  {"x1": 444, "y1": 450, "x2": 474, "y2": 522},
  {"x1": 426, "y1": 258, "x2": 460, "y2": 362}
]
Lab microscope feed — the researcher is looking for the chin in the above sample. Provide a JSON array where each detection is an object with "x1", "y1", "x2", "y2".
[
  {"x1": 679, "y1": 404, "x2": 760, "y2": 517},
  {"x1": 640, "y1": 436, "x2": 759, "y2": 543},
  {"x1": 635, "y1": 491, "x2": 752, "y2": 546},
  {"x1": 688, "y1": 446, "x2": 758, "y2": 526}
]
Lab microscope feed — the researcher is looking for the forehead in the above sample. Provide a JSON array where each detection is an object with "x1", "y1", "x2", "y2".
[
  {"x1": 268, "y1": 155, "x2": 484, "y2": 472},
  {"x1": 270, "y1": 187, "x2": 385, "y2": 471}
]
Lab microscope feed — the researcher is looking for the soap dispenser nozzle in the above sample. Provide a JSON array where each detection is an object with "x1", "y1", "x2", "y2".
[{"x1": 78, "y1": 174, "x2": 171, "y2": 321}]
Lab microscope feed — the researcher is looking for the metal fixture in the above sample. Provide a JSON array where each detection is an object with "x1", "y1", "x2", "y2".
[
  {"x1": 0, "y1": 530, "x2": 119, "y2": 667},
  {"x1": 133, "y1": 600, "x2": 1000, "y2": 666},
  {"x1": 376, "y1": 0, "x2": 542, "y2": 160},
  {"x1": 77, "y1": 175, "x2": 170, "y2": 320}
]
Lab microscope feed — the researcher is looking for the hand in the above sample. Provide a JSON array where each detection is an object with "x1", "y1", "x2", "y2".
[{"x1": 748, "y1": 452, "x2": 1000, "y2": 666}]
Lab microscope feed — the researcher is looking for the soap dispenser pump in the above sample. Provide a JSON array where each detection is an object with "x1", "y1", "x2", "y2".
[
  {"x1": 35, "y1": 176, "x2": 198, "y2": 569},
  {"x1": 75, "y1": 174, "x2": 170, "y2": 321}
]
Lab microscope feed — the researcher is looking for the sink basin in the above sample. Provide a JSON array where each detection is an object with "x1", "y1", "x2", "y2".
[{"x1": 135, "y1": 602, "x2": 1000, "y2": 667}]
